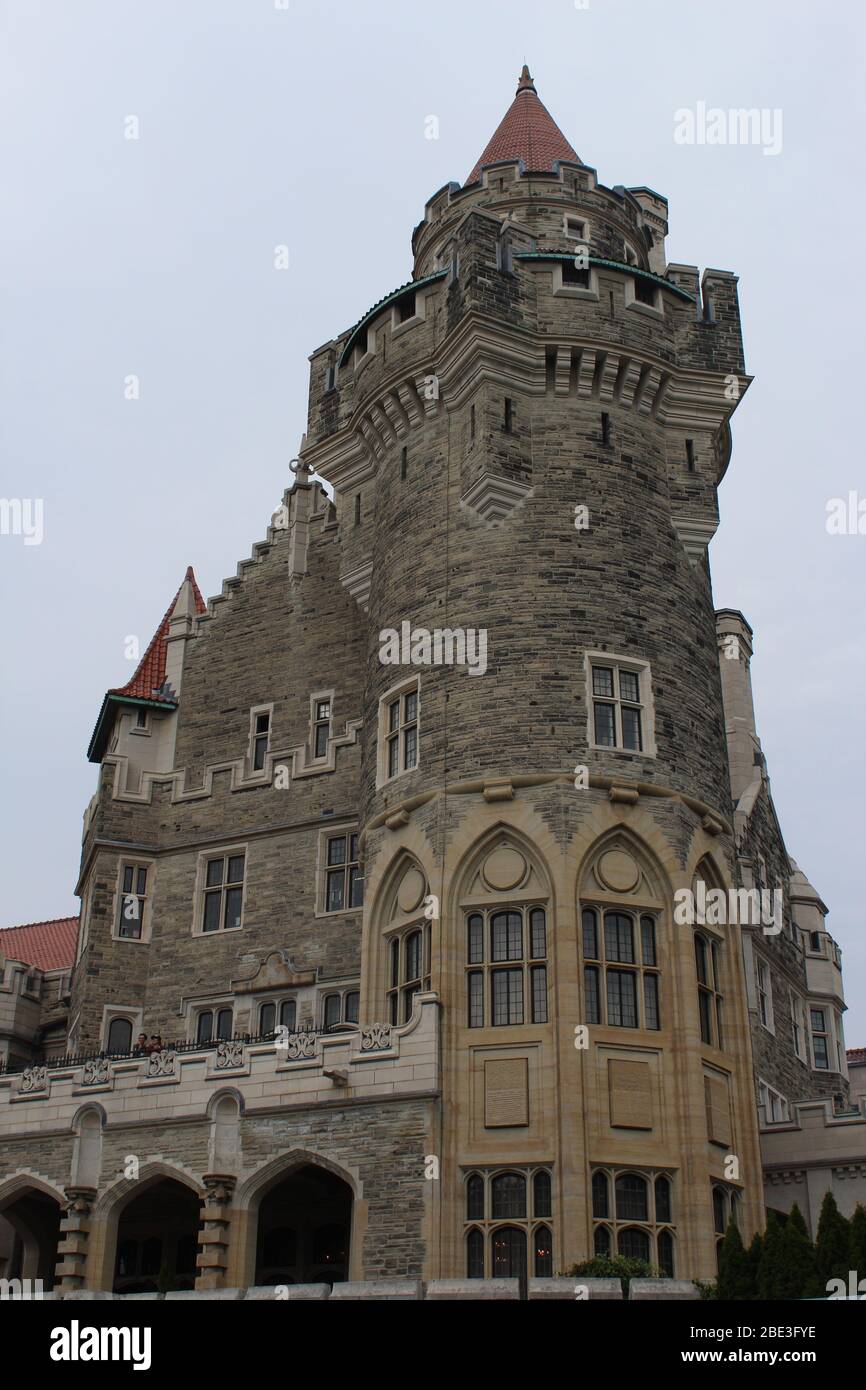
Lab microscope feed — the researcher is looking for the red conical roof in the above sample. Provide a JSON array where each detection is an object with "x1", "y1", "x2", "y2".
[
  {"x1": 109, "y1": 566, "x2": 205, "y2": 704},
  {"x1": 466, "y1": 66, "x2": 581, "y2": 185}
]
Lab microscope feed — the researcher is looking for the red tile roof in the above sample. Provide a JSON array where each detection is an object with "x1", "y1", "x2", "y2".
[
  {"x1": 848, "y1": 1047, "x2": 866, "y2": 1064},
  {"x1": 110, "y1": 566, "x2": 206, "y2": 704},
  {"x1": 0, "y1": 917, "x2": 79, "y2": 971},
  {"x1": 466, "y1": 66, "x2": 582, "y2": 185}
]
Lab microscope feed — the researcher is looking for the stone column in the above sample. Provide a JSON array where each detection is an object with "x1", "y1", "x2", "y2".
[
  {"x1": 196, "y1": 1174, "x2": 236, "y2": 1291},
  {"x1": 55, "y1": 1186, "x2": 98, "y2": 1293}
]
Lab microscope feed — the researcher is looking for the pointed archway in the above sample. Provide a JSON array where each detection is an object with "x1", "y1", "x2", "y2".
[
  {"x1": 255, "y1": 1164, "x2": 352, "y2": 1287},
  {"x1": 113, "y1": 1178, "x2": 202, "y2": 1294},
  {"x1": 0, "y1": 1184, "x2": 63, "y2": 1289}
]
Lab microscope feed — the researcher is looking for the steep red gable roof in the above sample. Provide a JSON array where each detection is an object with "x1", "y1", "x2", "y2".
[
  {"x1": 0, "y1": 917, "x2": 79, "y2": 971},
  {"x1": 466, "y1": 66, "x2": 581, "y2": 185},
  {"x1": 110, "y1": 565, "x2": 206, "y2": 704}
]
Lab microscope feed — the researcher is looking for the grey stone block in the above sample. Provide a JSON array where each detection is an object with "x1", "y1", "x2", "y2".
[
  {"x1": 245, "y1": 1284, "x2": 330, "y2": 1301},
  {"x1": 329, "y1": 1279, "x2": 422, "y2": 1301},
  {"x1": 425, "y1": 1279, "x2": 520, "y2": 1300},
  {"x1": 629, "y1": 1278, "x2": 700, "y2": 1301},
  {"x1": 529, "y1": 1277, "x2": 622, "y2": 1300},
  {"x1": 165, "y1": 1287, "x2": 244, "y2": 1300}
]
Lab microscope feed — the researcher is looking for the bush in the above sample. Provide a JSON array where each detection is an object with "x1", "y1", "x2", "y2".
[{"x1": 564, "y1": 1254, "x2": 656, "y2": 1297}]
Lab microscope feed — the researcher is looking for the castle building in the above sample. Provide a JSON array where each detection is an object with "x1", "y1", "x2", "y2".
[{"x1": 0, "y1": 68, "x2": 860, "y2": 1298}]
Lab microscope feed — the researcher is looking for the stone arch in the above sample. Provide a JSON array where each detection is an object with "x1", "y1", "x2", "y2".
[
  {"x1": 208, "y1": 1089, "x2": 242, "y2": 1172},
  {"x1": 447, "y1": 818, "x2": 557, "y2": 917},
  {"x1": 71, "y1": 1105, "x2": 105, "y2": 1188},
  {"x1": 95, "y1": 1161, "x2": 205, "y2": 1296},
  {"x1": 366, "y1": 845, "x2": 435, "y2": 1026},
  {"x1": 576, "y1": 822, "x2": 671, "y2": 910},
  {"x1": 234, "y1": 1149, "x2": 362, "y2": 1289},
  {"x1": 0, "y1": 1171, "x2": 65, "y2": 1289}
]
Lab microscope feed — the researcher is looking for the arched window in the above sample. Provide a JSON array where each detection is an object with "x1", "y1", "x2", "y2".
[
  {"x1": 279, "y1": 999, "x2": 297, "y2": 1031},
  {"x1": 581, "y1": 907, "x2": 660, "y2": 1029},
  {"x1": 592, "y1": 1170, "x2": 609, "y2": 1219},
  {"x1": 387, "y1": 925, "x2": 430, "y2": 1024},
  {"x1": 491, "y1": 1172, "x2": 526, "y2": 1220},
  {"x1": 197, "y1": 1011, "x2": 213, "y2": 1043},
  {"x1": 323, "y1": 994, "x2": 341, "y2": 1030},
  {"x1": 196, "y1": 1007, "x2": 232, "y2": 1044},
  {"x1": 654, "y1": 1175, "x2": 672, "y2": 1224},
  {"x1": 618, "y1": 1227, "x2": 651, "y2": 1262},
  {"x1": 260, "y1": 1003, "x2": 276, "y2": 1034},
  {"x1": 615, "y1": 1173, "x2": 648, "y2": 1222},
  {"x1": 533, "y1": 1171, "x2": 551, "y2": 1218},
  {"x1": 533, "y1": 1225, "x2": 553, "y2": 1277},
  {"x1": 594, "y1": 1224, "x2": 611, "y2": 1257},
  {"x1": 695, "y1": 931, "x2": 724, "y2": 1047},
  {"x1": 466, "y1": 1227, "x2": 484, "y2": 1279},
  {"x1": 107, "y1": 1017, "x2": 133, "y2": 1054},
  {"x1": 345, "y1": 991, "x2": 360, "y2": 1024},
  {"x1": 466, "y1": 1173, "x2": 484, "y2": 1221},
  {"x1": 465, "y1": 906, "x2": 548, "y2": 1028},
  {"x1": 657, "y1": 1229, "x2": 675, "y2": 1277}
]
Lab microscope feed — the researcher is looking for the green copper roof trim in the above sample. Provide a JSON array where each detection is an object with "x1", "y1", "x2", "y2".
[
  {"x1": 514, "y1": 253, "x2": 696, "y2": 302},
  {"x1": 339, "y1": 270, "x2": 449, "y2": 367},
  {"x1": 87, "y1": 693, "x2": 178, "y2": 764}
]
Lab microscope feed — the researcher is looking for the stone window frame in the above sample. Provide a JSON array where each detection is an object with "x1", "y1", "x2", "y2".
[
  {"x1": 247, "y1": 702, "x2": 274, "y2": 779},
  {"x1": 757, "y1": 1076, "x2": 789, "y2": 1125},
  {"x1": 386, "y1": 922, "x2": 431, "y2": 1025},
  {"x1": 191, "y1": 843, "x2": 249, "y2": 938},
  {"x1": 111, "y1": 856, "x2": 156, "y2": 944},
  {"x1": 589, "y1": 1165, "x2": 677, "y2": 1274},
  {"x1": 308, "y1": 688, "x2": 335, "y2": 764},
  {"x1": 584, "y1": 651, "x2": 657, "y2": 758},
  {"x1": 193, "y1": 1000, "x2": 235, "y2": 1044},
  {"x1": 463, "y1": 1164, "x2": 554, "y2": 1281},
  {"x1": 319, "y1": 986, "x2": 361, "y2": 1030},
  {"x1": 314, "y1": 823, "x2": 363, "y2": 919},
  {"x1": 624, "y1": 273, "x2": 665, "y2": 319},
  {"x1": 130, "y1": 705, "x2": 151, "y2": 737},
  {"x1": 101, "y1": 1003, "x2": 143, "y2": 1054},
  {"x1": 754, "y1": 952, "x2": 775, "y2": 1034},
  {"x1": 256, "y1": 995, "x2": 300, "y2": 1036},
  {"x1": 551, "y1": 259, "x2": 599, "y2": 302},
  {"x1": 694, "y1": 926, "x2": 725, "y2": 1051},
  {"x1": 376, "y1": 676, "x2": 420, "y2": 789},
  {"x1": 563, "y1": 212, "x2": 591, "y2": 244},
  {"x1": 580, "y1": 903, "x2": 661, "y2": 1032},
  {"x1": 464, "y1": 903, "x2": 550, "y2": 1031},
  {"x1": 390, "y1": 286, "x2": 430, "y2": 341}
]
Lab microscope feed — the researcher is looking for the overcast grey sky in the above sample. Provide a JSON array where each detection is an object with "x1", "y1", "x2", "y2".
[{"x1": 1, "y1": 0, "x2": 863, "y2": 1040}]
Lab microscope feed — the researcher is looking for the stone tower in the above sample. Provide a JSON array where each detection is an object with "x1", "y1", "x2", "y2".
[{"x1": 304, "y1": 65, "x2": 763, "y2": 1279}]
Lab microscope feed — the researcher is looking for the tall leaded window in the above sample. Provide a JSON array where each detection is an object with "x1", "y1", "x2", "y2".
[
  {"x1": 589, "y1": 661, "x2": 646, "y2": 751},
  {"x1": 591, "y1": 1167, "x2": 675, "y2": 1275},
  {"x1": 810, "y1": 1007, "x2": 830, "y2": 1069},
  {"x1": 464, "y1": 1167, "x2": 553, "y2": 1280},
  {"x1": 313, "y1": 698, "x2": 331, "y2": 759},
  {"x1": 325, "y1": 833, "x2": 363, "y2": 912},
  {"x1": 202, "y1": 853, "x2": 245, "y2": 933},
  {"x1": 117, "y1": 864, "x2": 148, "y2": 940},
  {"x1": 197, "y1": 1007, "x2": 233, "y2": 1043},
  {"x1": 387, "y1": 924, "x2": 431, "y2": 1024},
  {"x1": 695, "y1": 932, "x2": 724, "y2": 1047},
  {"x1": 251, "y1": 709, "x2": 270, "y2": 772},
  {"x1": 381, "y1": 685, "x2": 419, "y2": 781},
  {"x1": 466, "y1": 906, "x2": 548, "y2": 1028},
  {"x1": 581, "y1": 908, "x2": 660, "y2": 1030}
]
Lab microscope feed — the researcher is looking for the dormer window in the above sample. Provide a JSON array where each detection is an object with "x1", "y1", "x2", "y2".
[
  {"x1": 562, "y1": 261, "x2": 590, "y2": 288},
  {"x1": 634, "y1": 277, "x2": 658, "y2": 307},
  {"x1": 397, "y1": 293, "x2": 416, "y2": 323}
]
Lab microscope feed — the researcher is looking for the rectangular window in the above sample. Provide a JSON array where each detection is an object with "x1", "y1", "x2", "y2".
[
  {"x1": 382, "y1": 685, "x2": 419, "y2": 782},
  {"x1": 756, "y1": 959, "x2": 772, "y2": 1029},
  {"x1": 634, "y1": 277, "x2": 657, "y2": 307},
  {"x1": 325, "y1": 833, "x2": 362, "y2": 913},
  {"x1": 566, "y1": 217, "x2": 585, "y2": 239},
  {"x1": 588, "y1": 657, "x2": 650, "y2": 754},
  {"x1": 811, "y1": 1008, "x2": 829, "y2": 1069},
  {"x1": 251, "y1": 709, "x2": 270, "y2": 772},
  {"x1": 118, "y1": 864, "x2": 148, "y2": 940},
  {"x1": 607, "y1": 970, "x2": 638, "y2": 1028},
  {"x1": 562, "y1": 260, "x2": 590, "y2": 287},
  {"x1": 643, "y1": 973, "x2": 660, "y2": 1030},
  {"x1": 400, "y1": 447, "x2": 408, "y2": 480},
  {"x1": 470, "y1": 403, "x2": 476, "y2": 441},
  {"x1": 604, "y1": 915, "x2": 634, "y2": 964},
  {"x1": 202, "y1": 853, "x2": 245, "y2": 933},
  {"x1": 468, "y1": 971, "x2": 484, "y2": 1028},
  {"x1": 313, "y1": 697, "x2": 331, "y2": 760},
  {"x1": 601, "y1": 411, "x2": 611, "y2": 445},
  {"x1": 354, "y1": 494, "x2": 361, "y2": 526},
  {"x1": 585, "y1": 965, "x2": 600, "y2": 1024},
  {"x1": 686, "y1": 439, "x2": 696, "y2": 472},
  {"x1": 531, "y1": 965, "x2": 548, "y2": 1023},
  {"x1": 504, "y1": 398, "x2": 513, "y2": 433},
  {"x1": 492, "y1": 967, "x2": 524, "y2": 1026}
]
